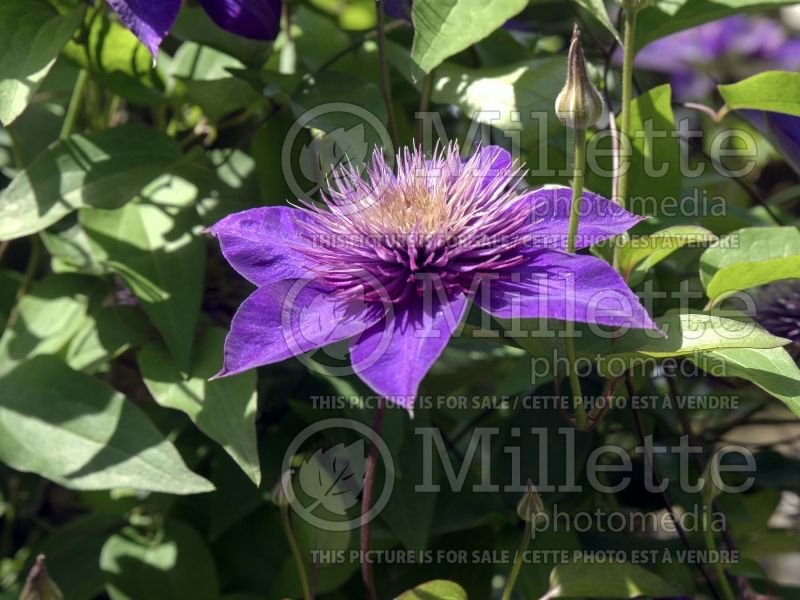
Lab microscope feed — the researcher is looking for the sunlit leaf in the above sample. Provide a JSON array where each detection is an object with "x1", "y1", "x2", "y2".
[
  {"x1": 718, "y1": 71, "x2": 800, "y2": 116},
  {"x1": 139, "y1": 329, "x2": 261, "y2": 486},
  {"x1": 687, "y1": 346, "x2": 800, "y2": 417},
  {"x1": 0, "y1": 127, "x2": 183, "y2": 241},
  {"x1": 618, "y1": 225, "x2": 718, "y2": 285},
  {"x1": 542, "y1": 563, "x2": 683, "y2": 598},
  {"x1": 411, "y1": 0, "x2": 527, "y2": 73},
  {"x1": 81, "y1": 197, "x2": 205, "y2": 370},
  {"x1": 0, "y1": 0, "x2": 84, "y2": 125},
  {"x1": 700, "y1": 226, "x2": 800, "y2": 304},
  {"x1": 396, "y1": 579, "x2": 468, "y2": 600},
  {"x1": 0, "y1": 356, "x2": 214, "y2": 494},
  {"x1": 101, "y1": 522, "x2": 219, "y2": 600}
]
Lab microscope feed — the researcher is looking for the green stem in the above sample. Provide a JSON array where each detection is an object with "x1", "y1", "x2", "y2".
[
  {"x1": 612, "y1": 8, "x2": 638, "y2": 271},
  {"x1": 416, "y1": 71, "x2": 433, "y2": 145},
  {"x1": 281, "y1": 504, "x2": 313, "y2": 600},
  {"x1": 375, "y1": 0, "x2": 398, "y2": 147},
  {"x1": 564, "y1": 127, "x2": 587, "y2": 429},
  {"x1": 6, "y1": 126, "x2": 24, "y2": 170},
  {"x1": 703, "y1": 502, "x2": 735, "y2": 600},
  {"x1": 566, "y1": 128, "x2": 587, "y2": 253},
  {"x1": 501, "y1": 520, "x2": 532, "y2": 600},
  {"x1": 6, "y1": 236, "x2": 41, "y2": 331},
  {"x1": 60, "y1": 69, "x2": 89, "y2": 140},
  {"x1": 616, "y1": 8, "x2": 637, "y2": 209}
]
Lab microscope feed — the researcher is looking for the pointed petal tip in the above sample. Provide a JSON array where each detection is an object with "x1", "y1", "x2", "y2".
[
  {"x1": 379, "y1": 393, "x2": 417, "y2": 415},
  {"x1": 209, "y1": 368, "x2": 229, "y2": 381}
]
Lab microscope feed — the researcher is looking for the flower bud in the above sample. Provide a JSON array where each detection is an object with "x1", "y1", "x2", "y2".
[
  {"x1": 702, "y1": 459, "x2": 722, "y2": 505},
  {"x1": 271, "y1": 470, "x2": 295, "y2": 508},
  {"x1": 20, "y1": 555, "x2": 63, "y2": 600},
  {"x1": 555, "y1": 25, "x2": 604, "y2": 130},
  {"x1": 516, "y1": 480, "x2": 544, "y2": 523}
]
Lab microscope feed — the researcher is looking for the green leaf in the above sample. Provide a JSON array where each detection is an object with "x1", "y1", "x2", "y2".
[
  {"x1": 0, "y1": 126, "x2": 183, "y2": 241},
  {"x1": 64, "y1": 306, "x2": 149, "y2": 373},
  {"x1": 379, "y1": 413, "x2": 437, "y2": 551},
  {"x1": 0, "y1": 0, "x2": 85, "y2": 125},
  {"x1": 627, "y1": 84, "x2": 683, "y2": 211},
  {"x1": 62, "y1": 14, "x2": 165, "y2": 105},
  {"x1": 396, "y1": 579, "x2": 468, "y2": 600},
  {"x1": 389, "y1": 42, "x2": 566, "y2": 147},
  {"x1": 139, "y1": 328, "x2": 261, "y2": 486},
  {"x1": 718, "y1": 71, "x2": 800, "y2": 116},
  {"x1": 100, "y1": 522, "x2": 219, "y2": 600},
  {"x1": 0, "y1": 274, "x2": 103, "y2": 378},
  {"x1": 700, "y1": 226, "x2": 800, "y2": 304},
  {"x1": 411, "y1": 0, "x2": 527, "y2": 73},
  {"x1": 571, "y1": 0, "x2": 622, "y2": 44},
  {"x1": 39, "y1": 514, "x2": 125, "y2": 600},
  {"x1": 636, "y1": 0, "x2": 800, "y2": 50},
  {"x1": 707, "y1": 255, "x2": 800, "y2": 305},
  {"x1": 618, "y1": 225, "x2": 718, "y2": 285},
  {"x1": 0, "y1": 356, "x2": 214, "y2": 494},
  {"x1": 542, "y1": 563, "x2": 682, "y2": 598},
  {"x1": 508, "y1": 313, "x2": 789, "y2": 365},
  {"x1": 701, "y1": 227, "x2": 800, "y2": 285},
  {"x1": 81, "y1": 197, "x2": 205, "y2": 371},
  {"x1": 686, "y1": 347, "x2": 800, "y2": 417},
  {"x1": 41, "y1": 221, "x2": 109, "y2": 275},
  {"x1": 283, "y1": 71, "x2": 387, "y2": 199},
  {"x1": 627, "y1": 313, "x2": 790, "y2": 357},
  {"x1": 170, "y1": 43, "x2": 262, "y2": 121}
]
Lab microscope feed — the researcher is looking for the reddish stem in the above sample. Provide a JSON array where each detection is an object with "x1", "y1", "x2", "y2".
[{"x1": 360, "y1": 401, "x2": 385, "y2": 600}]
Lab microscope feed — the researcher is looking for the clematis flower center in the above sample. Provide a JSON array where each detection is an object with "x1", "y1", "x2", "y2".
[{"x1": 295, "y1": 144, "x2": 533, "y2": 304}]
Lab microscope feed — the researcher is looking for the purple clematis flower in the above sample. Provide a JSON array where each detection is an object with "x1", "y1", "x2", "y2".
[
  {"x1": 210, "y1": 145, "x2": 656, "y2": 411},
  {"x1": 106, "y1": 0, "x2": 281, "y2": 58},
  {"x1": 635, "y1": 15, "x2": 800, "y2": 101},
  {"x1": 752, "y1": 279, "x2": 800, "y2": 345},
  {"x1": 633, "y1": 16, "x2": 800, "y2": 174},
  {"x1": 741, "y1": 110, "x2": 800, "y2": 175}
]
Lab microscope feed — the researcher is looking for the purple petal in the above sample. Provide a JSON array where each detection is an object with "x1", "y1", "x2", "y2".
[
  {"x1": 198, "y1": 0, "x2": 281, "y2": 41},
  {"x1": 384, "y1": 0, "x2": 411, "y2": 20},
  {"x1": 770, "y1": 38, "x2": 800, "y2": 71},
  {"x1": 106, "y1": 0, "x2": 181, "y2": 57},
  {"x1": 528, "y1": 186, "x2": 645, "y2": 250},
  {"x1": 350, "y1": 293, "x2": 469, "y2": 410},
  {"x1": 476, "y1": 250, "x2": 657, "y2": 330},
  {"x1": 217, "y1": 279, "x2": 378, "y2": 377},
  {"x1": 741, "y1": 110, "x2": 800, "y2": 175},
  {"x1": 632, "y1": 15, "x2": 800, "y2": 102},
  {"x1": 209, "y1": 207, "x2": 315, "y2": 286},
  {"x1": 669, "y1": 69, "x2": 716, "y2": 102},
  {"x1": 472, "y1": 145, "x2": 513, "y2": 189}
]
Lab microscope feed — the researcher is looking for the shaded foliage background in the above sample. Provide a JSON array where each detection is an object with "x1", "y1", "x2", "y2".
[{"x1": 0, "y1": 0, "x2": 799, "y2": 599}]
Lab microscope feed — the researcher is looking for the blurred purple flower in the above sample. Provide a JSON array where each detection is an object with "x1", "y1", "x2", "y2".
[
  {"x1": 752, "y1": 279, "x2": 800, "y2": 344},
  {"x1": 106, "y1": 0, "x2": 281, "y2": 58},
  {"x1": 209, "y1": 145, "x2": 656, "y2": 410},
  {"x1": 741, "y1": 110, "x2": 800, "y2": 175},
  {"x1": 384, "y1": 0, "x2": 411, "y2": 21},
  {"x1": 635, "y1": 16, "x2": 800, "y2": 100},
  {"x1": 634, "y1": 16, "x2": 800, "y2": 172}
]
